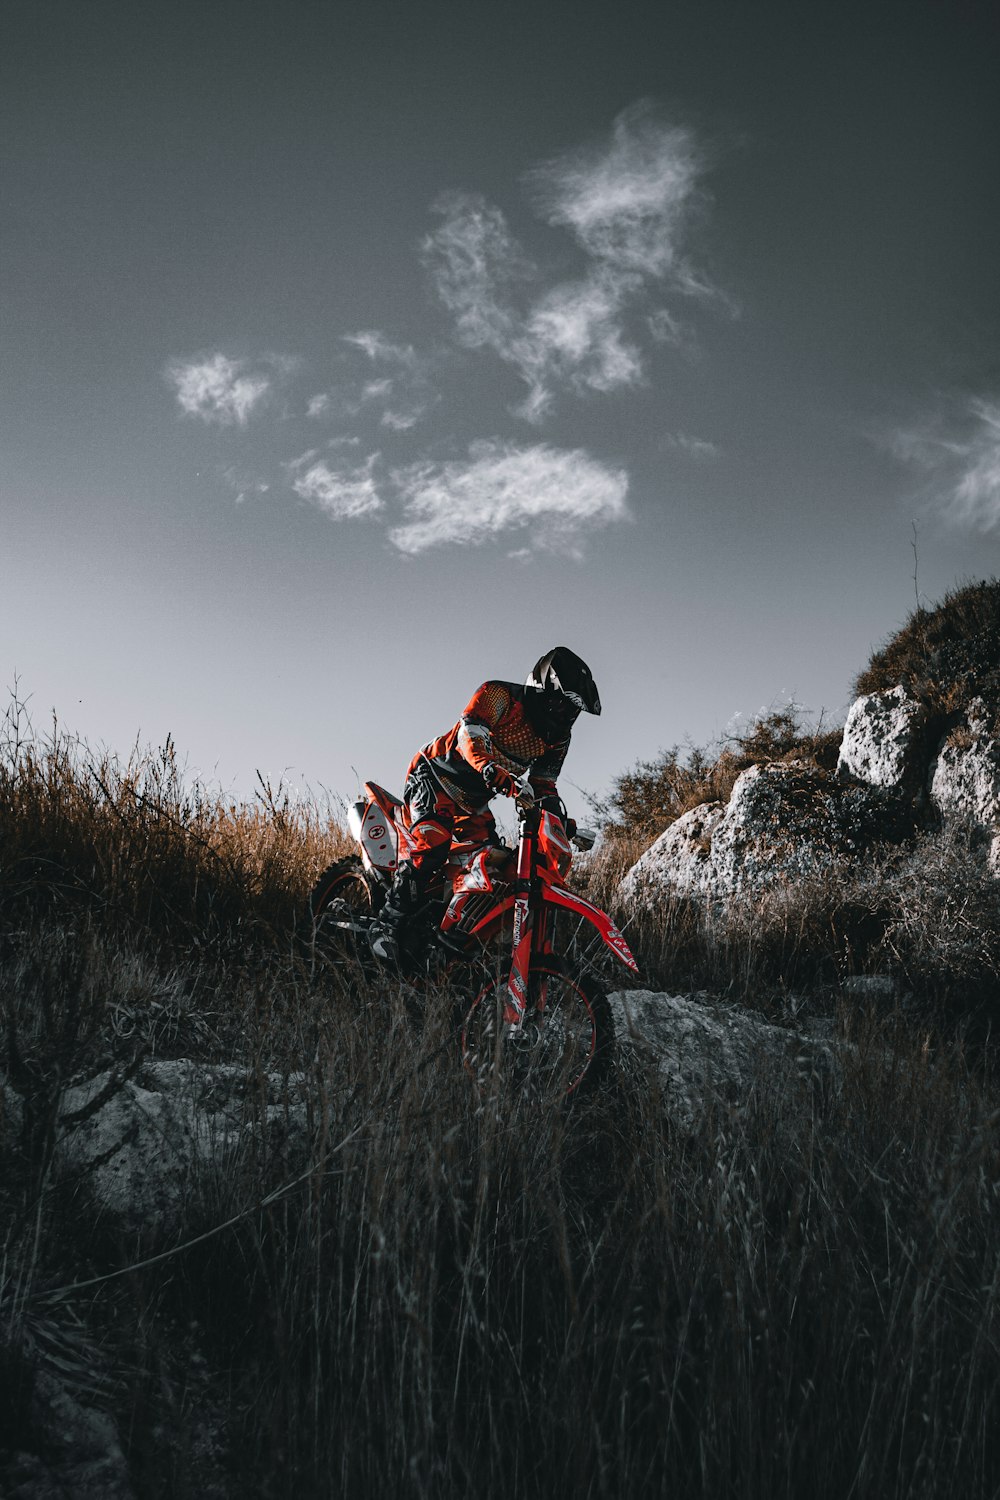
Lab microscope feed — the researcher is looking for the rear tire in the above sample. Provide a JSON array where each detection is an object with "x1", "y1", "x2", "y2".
[
  {"x1": 309, "y1": 856, "x2": 383, "y2": 961},
  {"x1": 460, "y1": 957, "x2": 612, "y2": 1100}
]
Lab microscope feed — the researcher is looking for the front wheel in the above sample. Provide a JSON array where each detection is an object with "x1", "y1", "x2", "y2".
[{"x1": 460, "y1": 958, "x2": 612, "y2": 1100}]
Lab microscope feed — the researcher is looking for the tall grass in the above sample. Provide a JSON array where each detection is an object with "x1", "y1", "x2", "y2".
[
  {"x1": 0, "y1": 690, "x2": 350, "y2": 956},
  {"x1": 6, "y1": 961, "x2": 999, "y2": 1499},
  {"x1": 3, "y1": 702, "x2": 1000, "y2": 1497}
]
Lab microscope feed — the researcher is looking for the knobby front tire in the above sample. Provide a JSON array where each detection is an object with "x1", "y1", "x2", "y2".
[{"x1": 460, "y1": 957, "x2": 613, "y2": 1100}]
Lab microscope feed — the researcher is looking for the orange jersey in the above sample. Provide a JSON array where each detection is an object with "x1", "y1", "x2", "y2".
[{"x1": 409, "y1": 681, "x2": 569, "y2": 812}]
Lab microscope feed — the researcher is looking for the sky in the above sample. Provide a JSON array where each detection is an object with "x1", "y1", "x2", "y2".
[{"x1": 3, "y1": 0, "x2": 1000, "y2": 818}]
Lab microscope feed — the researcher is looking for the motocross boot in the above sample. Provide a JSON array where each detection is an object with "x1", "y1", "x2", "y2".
[{"x1": 368, "y1": 862, "x2": 427, "y2": 967}]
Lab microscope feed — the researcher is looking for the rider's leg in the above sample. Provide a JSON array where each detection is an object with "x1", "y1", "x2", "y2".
[{"x1": 369, "y1": 766, "x2": 457, "y2": 962}]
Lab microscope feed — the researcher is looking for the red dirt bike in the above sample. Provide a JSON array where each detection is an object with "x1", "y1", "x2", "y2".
[{"x1": 309, "y1": 778, "x2": 638, "y2": 1095}]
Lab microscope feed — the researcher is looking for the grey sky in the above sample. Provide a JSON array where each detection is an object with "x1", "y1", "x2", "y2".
[{"x1": 3, "y1": 0, "x2": 999, "y2": 811}]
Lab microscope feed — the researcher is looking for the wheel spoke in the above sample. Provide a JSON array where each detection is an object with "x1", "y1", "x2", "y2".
[{"x1": 460, "y1": 960, "x2": 609, "y2": 1100}]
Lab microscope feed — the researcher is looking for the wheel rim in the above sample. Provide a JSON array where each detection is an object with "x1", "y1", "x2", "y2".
[{"x1": 460, "y1": 965, "x2": 600, "y2": 1100}]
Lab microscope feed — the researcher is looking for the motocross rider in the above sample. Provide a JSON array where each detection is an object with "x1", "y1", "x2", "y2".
[{"x1": 368, "y1": 646, "x2": 601, "y2": 964}]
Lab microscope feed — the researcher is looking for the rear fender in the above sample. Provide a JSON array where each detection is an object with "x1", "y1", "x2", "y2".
[{"x1": 348, "y1": 783, "x2": 413, "y2": 873}]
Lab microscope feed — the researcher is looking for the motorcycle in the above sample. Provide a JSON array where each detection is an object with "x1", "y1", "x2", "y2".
[{"x1": 309, "y1": 776, "x2": 638, "y2": 1096}]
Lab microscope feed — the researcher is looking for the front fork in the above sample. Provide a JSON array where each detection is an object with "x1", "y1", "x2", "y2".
[{"x1": 503, "y1": 890, "x2": 552, "y2": 1029}]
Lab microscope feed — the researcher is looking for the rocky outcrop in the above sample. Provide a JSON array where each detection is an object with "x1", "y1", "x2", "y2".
[
  {"x1": 929, "y1": 700, "x2": 1000, "y2": 833},
  {"x1": 836, "y1": 685, "x2": 929, "y2": 787},
  {"x1": 609, "y1": 990, "x2": 836, "y2": 1130},
  {"x1": 622, "y1": 673, "x2": 1000, "y2": 907},
  {"x1": 621, "y1": 761, "x2": 906, "y2": 902}
]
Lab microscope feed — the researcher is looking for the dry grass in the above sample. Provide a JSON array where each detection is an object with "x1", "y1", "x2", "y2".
[
  {"x1": 854, "y1": 577, "x2": 1000, "y2": 719},
  {"x1": 3, "y1": 698, "x2": 1000, "y2": 1496},
  {"x1": 0, "y1": 690, "x2": 351, "y2": 957},
  {"x1": 3, "y1": 938, "x2": 999, "y2": 1499}
]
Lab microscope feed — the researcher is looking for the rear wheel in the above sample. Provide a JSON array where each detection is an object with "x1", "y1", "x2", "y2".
[
  {"x1": 460, "y1": 957, "x2": 612, "y2": 1100},
  {"x1": 309, "y1": 856, "x2": 383, "y2": 961}
]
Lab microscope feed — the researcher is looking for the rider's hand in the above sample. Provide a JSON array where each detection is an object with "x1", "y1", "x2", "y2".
[{"x1": 482, "y1": 762, "x2": 518, "y2": 798}]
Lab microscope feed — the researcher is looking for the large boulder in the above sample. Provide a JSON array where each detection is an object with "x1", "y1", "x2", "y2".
[
  {"x1": 55, "y1": 1060, "x2": 310, "y2": 1234},
  {"x1": 609, "y1": 990, "x2": 835, "y2": 1131},
  {"x1": 617, "y1": 801, "x2": 726, "y2": 899},
  {"x1": 621, "y1": 761, "x2": 907, "y2": 902},
  {"x1": 837, "y1": 685, "x2": 929, "y2": 788},
  {"x1": 930, "y1": 700, "x2": 1000, "y2": 833}
]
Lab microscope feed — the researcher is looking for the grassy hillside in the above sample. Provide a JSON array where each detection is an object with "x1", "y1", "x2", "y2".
[
  {"x1": 854, "y1": 578, "x2": 1000, "y2": 718},
  {"x1": 2, "y1": 662, "x2": 1000, "y2": 1497}
]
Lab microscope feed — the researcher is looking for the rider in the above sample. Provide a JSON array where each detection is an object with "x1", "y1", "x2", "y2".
[{"x1": 369, "y1": 646, "x2": 601, "y2": 964}]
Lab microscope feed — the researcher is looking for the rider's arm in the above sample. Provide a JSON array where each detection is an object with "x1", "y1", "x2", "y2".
[{"x1": 455, "y1": 682, "x2": 521, "y2": 779}]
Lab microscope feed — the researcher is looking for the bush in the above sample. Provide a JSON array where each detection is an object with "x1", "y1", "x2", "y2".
[{"x1": 599, "y1": 706, "x2": 842, "y2": 842}]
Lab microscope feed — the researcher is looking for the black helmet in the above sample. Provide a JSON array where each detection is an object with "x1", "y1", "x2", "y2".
[{"x1": 525, "y1": 647, "x2": 601, "y2": 738}]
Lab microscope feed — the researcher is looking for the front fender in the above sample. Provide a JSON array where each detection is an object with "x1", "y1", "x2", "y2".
[{"x1": 543, "y1": 886, "x2": 639, "y2": 972}]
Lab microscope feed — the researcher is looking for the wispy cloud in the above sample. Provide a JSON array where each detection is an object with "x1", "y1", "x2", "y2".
[
  {"x1": 342, "y1": 330, "x2": 419, "y2": 367},
  {"x1": 664, "y1": 431, "x2": 720, "y2": 460},
  {"x1": 220, "y1": 464, "x2": 271, "y2": 505},
  {"x1": 526, "y1": 103, "x2": 703, "y2": 282},
  {"x1": 422, "y1": 104, "x2": 713, "y2": 420},
  {"x1": 292, "y1": 453, "x2": 384, "y2": 520},
  {"x1": 307, "y1": 330, "x2": 436, "y2": 430},
  {"x1": 388, "y1": 441, "x2": 628, "y2": 556},
  {"x1": 421, "y1": 194, "x2": 531, "y2": 354},
  {"x1": 895, "y1": 396, "x2": 1000, "y2": 531},
  {"x1": 168, "y1": 353, "x2": 273, "y2": 426}
]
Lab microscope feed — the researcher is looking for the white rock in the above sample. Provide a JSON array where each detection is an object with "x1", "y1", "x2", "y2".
[
  {"x1": 609, "y1": 989, "x2": 835, "y2": 1131},
  {"x1": 13, "y1": 1369, "x2": 135, "y2": 1500},
  {"x1": 618, "y1": 801, "x2": 726, "y2": 900},
  {"x1": 930, "y1": 725, "x2": 1000, "y2": 831},
  {"x1": 55, "y1": 1060, "x2": 310, "y2": 1233},
  {"x1": 837, "y1": 686, "x2": 928, "y2": 787},
  {"x1": 708, "y1": 762, "x2": 839, "y2": 892},
  {"x1": 620, "y1": 761, "x2": 891, "y2": 902}
]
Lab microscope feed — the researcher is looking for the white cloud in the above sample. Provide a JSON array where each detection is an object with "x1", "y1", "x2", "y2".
[
  {"x1": 952, "y1": 401, "x2": 1000, "y2": 527},
  {"x1": 421, "y1": 192, "x2": 530, "y2": 353},
  {"x1": 168, "y1": 353, "x2": 272, "y2": 426},
  {"x1": 343, "y1": 330, "x2": 418, "y2": 366},
  {"x1": 895, "y1": 397, "x2": 1000, "y2": 531},
  {"x1": 519, "y1": 274, "x2": 644, "y2": 406},
  {"x1": 526, "y1": 102, "x2": 703, "y2": 280},
  {"x1": 293, "y1": 454, "x2": 384, "y2": 520},
  {"x1": 381, "y1": 406, "x2": 427, "y2": 431},
  {"x1": 422, "y1": 106, "x2": 713, "y2": 420},
  {"x1": 220, "y1": 464, "x2": 270, "y2": 505},
  {"x1": 388, "y1": 441, "x2": 628, "y2": 556},
  {"x1": 665, "y1": 432, "x2": 721, "y2": 460},
  {"x1": 315, "y1": 331, "x2": 437, "y2": 431}
]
